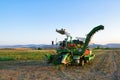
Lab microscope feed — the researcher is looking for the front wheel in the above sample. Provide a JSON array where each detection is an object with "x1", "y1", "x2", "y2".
[{"x1": 80, "y1": 59, "x2": 84, "y2": 66}]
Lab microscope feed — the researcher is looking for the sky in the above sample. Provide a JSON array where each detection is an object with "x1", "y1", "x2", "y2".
[{"x1": 0, "y1": 0, "x2": 120, "y2": 45}]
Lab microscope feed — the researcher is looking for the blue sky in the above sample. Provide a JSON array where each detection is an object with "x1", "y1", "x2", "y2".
[{"x1": 0, "y1": 0, "x2": 120, "y2": 45}]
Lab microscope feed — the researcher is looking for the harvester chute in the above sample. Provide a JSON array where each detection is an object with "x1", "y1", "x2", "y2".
[{"x1": 79, "y1": 25, "x2": 104, "y2": 56}]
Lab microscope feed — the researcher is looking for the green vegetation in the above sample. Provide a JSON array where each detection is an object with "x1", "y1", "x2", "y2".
[{"x1": 0, "y1": 49, "x2": 55, "y2": 61}]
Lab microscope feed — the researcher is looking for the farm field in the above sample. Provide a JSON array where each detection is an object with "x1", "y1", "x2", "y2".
[{"x1": 0, "y1": 49, "x2": 120, "y2": 80}]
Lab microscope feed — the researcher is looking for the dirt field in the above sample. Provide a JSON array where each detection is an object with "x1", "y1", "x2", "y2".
[{"x1": 0, "y1": 49, "x2": 120, "y2": 80}]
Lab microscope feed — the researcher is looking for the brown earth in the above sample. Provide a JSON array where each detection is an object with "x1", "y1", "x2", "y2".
[{"x1": 0, "y1": 49, "x2": 120, "y2": 80}]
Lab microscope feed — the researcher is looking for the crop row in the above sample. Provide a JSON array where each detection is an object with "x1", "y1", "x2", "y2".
[{"x1": 0, "y1": 49, "x2": 55, "y2": 61}]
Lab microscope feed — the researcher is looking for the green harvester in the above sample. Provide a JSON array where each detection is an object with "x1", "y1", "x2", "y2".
[{"x1": 45, "y1": 25, "x2": 104, "y2": 66}]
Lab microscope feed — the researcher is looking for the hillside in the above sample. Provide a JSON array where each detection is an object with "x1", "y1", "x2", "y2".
[{"x1": 0, "y1": 43, "x2": 120, "y2": 49}]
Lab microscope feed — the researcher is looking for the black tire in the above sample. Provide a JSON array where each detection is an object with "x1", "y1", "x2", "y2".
[{"x1": 85, "y1": 60, "x2": 89, "y2": 63}]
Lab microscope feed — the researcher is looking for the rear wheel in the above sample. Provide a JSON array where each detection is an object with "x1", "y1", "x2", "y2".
[{"x1": 85, "y1": 59, "x2": 89, "y2": 63}]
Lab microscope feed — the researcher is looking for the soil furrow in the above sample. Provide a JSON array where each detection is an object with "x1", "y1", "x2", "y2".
[{"x1": 0, "y1": 50, "x2": 120, "y2": 80}]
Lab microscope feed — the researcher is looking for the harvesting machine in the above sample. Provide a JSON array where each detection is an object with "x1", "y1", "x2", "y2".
[{"x1": 45, "y1": 25, "x2": 104, "y2": 66}]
